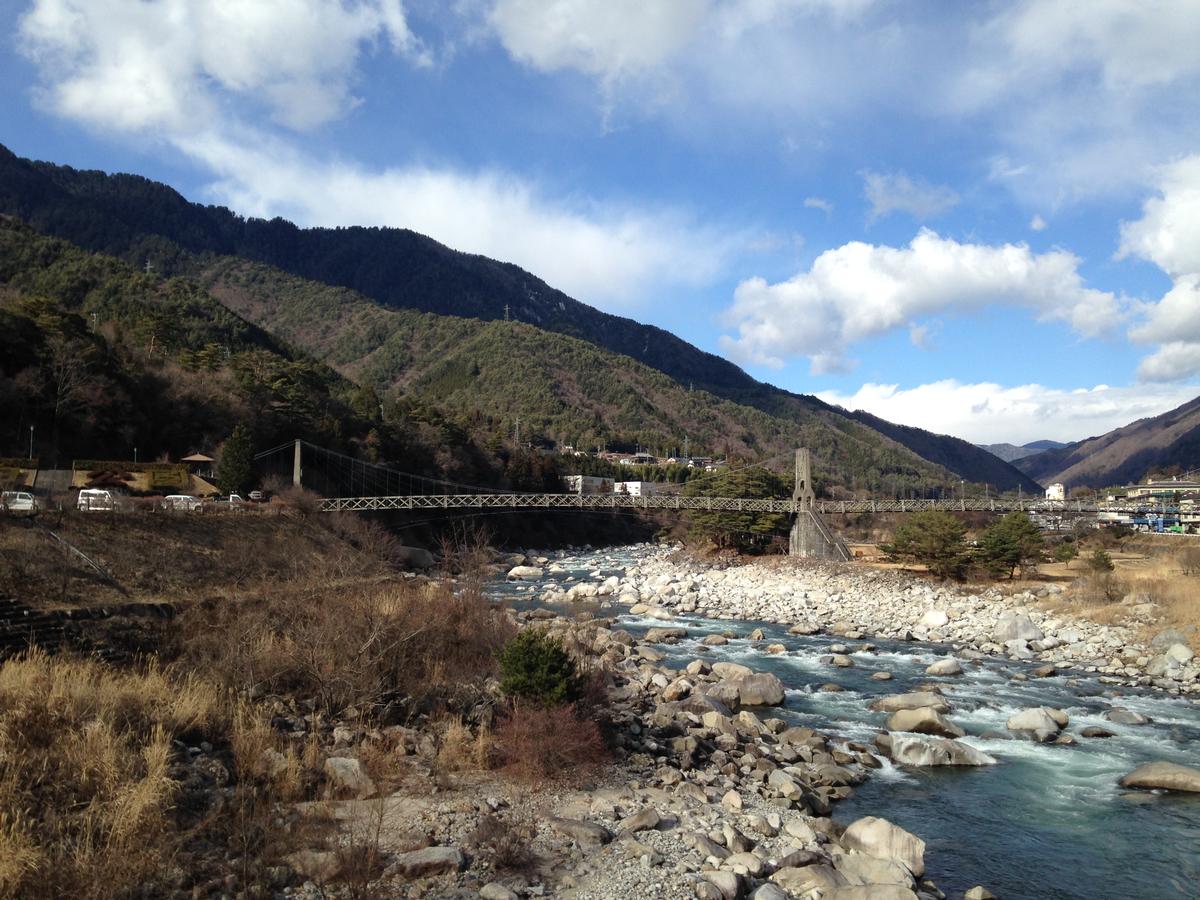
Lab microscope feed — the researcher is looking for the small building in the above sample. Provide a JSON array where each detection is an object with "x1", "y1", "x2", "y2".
[
  {"x1": 181, "y1": 452, "x2": 216, "y2": 480},
  {"x1": 1045, "y1": 483, "x2": 1065, "y2": 501},
  {"x1": 615, "y1": 481, "x2": 658, "y2": 497},
  {"x1": 619, "y1": 452, "x2": 657, "y2": 466},
  {"x1": 1124, "y1": 478, "x2": 1200, "y2": 501},
  {"x1": 561, "y1": 475, "x2": 614, "y2": 494}
]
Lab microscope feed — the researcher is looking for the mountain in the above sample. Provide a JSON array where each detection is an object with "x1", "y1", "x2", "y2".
[
  {"x1": 0, "y1": 215, "x2": 498, "y2": 485},
  {"x1": 198, "y1": 256, "x2": 966, "y2": 497},
  {"x1": 978, "y1": 440, "x2": 1066, "y2": 463},
  {"x1": 1015, "y1": 397, "x2": 1200, "y2": 488},
  {"x1": 0, "y1": 144, "x2": 1038, "y2": 491}
]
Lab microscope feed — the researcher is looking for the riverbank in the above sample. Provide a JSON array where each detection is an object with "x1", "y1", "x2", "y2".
[{"x1": 524, "y1": 544, "x2": 1199, "y2": 697}]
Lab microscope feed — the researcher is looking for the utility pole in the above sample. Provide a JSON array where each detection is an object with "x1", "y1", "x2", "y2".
[
  {"x1": 28, "y1": 425, "x2": 34, "y2": 461},
  {"x1": 514, "y1": 417, "x2": 520, "y2": 445},
  {"x1": 144, "y1": 259, "x2": 153, "y2": 274},
  {"x1": 683, "y1": 436, "x2": 689, "y2": 460},
  {"x1": 503, "y1": 304, "x2": 510, "y2": 322}
]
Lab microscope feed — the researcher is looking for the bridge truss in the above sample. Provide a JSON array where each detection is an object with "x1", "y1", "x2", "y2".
[{"x1": 318, "y1": 493, "x2": 1176, "y2": 516}]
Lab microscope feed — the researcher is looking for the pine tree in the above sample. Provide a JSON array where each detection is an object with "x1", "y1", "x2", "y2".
[
  {"x1": 218, "y1": 425, "x2": 254, "y2": 495},
  {"x1": 979, "y1": 512, "x2": 1045, "y2": 579},
  {"x1": 881, "y1": 510, "x2": 969, "y2": 580}
]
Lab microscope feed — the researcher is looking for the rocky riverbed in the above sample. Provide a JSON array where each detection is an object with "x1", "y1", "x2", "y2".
[{"x1": 483, "y1": 543, "x2": 1200, "y2": 899}]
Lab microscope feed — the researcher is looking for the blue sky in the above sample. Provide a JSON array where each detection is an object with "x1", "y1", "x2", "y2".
[{"x1": 4, "y1": 0, "x2": 1200, "y2": 445}]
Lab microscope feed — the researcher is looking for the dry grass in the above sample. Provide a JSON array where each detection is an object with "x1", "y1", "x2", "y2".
[
  {"x1": 1062, "y1": 539, "x2": 1200, "y2": 644},
  {"x1": 172, "y1": 575, "x2": 515, "y2": 719},
  {"x1": 0, "y1": 650, "x2": 221, "y2": 898}
]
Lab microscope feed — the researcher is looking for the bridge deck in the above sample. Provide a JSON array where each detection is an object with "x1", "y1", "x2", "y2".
[{"x1": 318, "y1": 493, "x2": 1183, "y2": 515}]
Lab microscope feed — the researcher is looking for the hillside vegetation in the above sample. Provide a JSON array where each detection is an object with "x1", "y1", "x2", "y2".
[
  {"x1": 1016, "y1": 395, "x2": 1200, "y2": 488},
  {"x1": 200, "y1": 257, "x2": 969, "y2": 497},
  {"x1": 0, "y1": 143, "x2": 1038, "y2": 492}
]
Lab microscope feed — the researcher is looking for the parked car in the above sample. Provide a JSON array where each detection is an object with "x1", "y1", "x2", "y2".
[
  {"x1": 162, "y1": 494, "x2": 202, "y2": 511},
  {"x1": 77, "y1": 488, "x2": 116, "y2": 512},
  {"x1": 1, "y1": 491, "x2": 39, "y2": 515}
]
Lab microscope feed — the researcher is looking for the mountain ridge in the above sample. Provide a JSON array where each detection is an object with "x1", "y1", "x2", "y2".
[{"x1": 0, "y1": 143, "x2": 1040, "y2": 491}]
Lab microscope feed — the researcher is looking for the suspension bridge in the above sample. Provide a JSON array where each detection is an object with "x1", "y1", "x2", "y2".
[{"x1": 254, "y1": 440, "x2": 1183, "y2": 560}]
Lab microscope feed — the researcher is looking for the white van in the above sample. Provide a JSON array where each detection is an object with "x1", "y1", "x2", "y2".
[
  {"x1": 77, "y1": 488, "x2": 116, "y2": 512},
  {"x1": 162, "y1": 494, "x2": 202, "y2": 511},
  {"x1": 1, "y1": 491, "x2": 39, "y2": 515}
]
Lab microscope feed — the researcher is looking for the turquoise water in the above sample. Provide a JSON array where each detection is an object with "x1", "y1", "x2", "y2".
[{"x1": 488, "y1": 548, "x2": 1200, "y2": 899}]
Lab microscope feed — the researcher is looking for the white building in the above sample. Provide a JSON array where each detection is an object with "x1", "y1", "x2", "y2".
[
  {"x1": 615, "y1": 481, "x2": 658, "y2": 497},
  {"x1": 561, "y1": 475, "x2": 614, "y2": 494},
  {"x1": 1045, "y1": 483, "x2": 1065, "y2": 501}
]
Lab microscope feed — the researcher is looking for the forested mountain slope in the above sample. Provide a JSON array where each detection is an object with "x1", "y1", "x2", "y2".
[
  {"x1": 0, "y1": 144, "x2": 1037, "y2": 490},
  {"x1": 1015, "y1": 396, "x2": 1200, "y2": 488}
]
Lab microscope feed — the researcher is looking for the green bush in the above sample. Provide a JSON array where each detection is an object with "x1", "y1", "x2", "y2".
[
  {"x1": 881, "y1": 509, "x2": 969, "y2": 580},
  {"x1": 1087, "y1": 549, "x2": 1115, "y2": 573},
  {"x1": 497, "y1": 630, "x2": 581, "y2": 707}
]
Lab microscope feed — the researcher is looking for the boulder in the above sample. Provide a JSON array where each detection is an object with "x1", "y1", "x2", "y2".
[
  {"x1": 868, "y1": 692, "x2": 950, "y2": 714},
  {"x1": 750, "y1": 885, "x2": 788, "y2": 900},
  {"x1": 920, "y1": 609, "x2": 949, "y2": 628},
  {"x1": 735, "y1": 672, "x2": 787, "y2": 707},
  {"x1": 1006, "y1": 707, "x2": 1064, "y2": 742},
  {"x1": 385, "y1": 846, "x2": 464, "y2": 879},
  {"x1": 886, "y1": 707, "x2": 964, "y2": 738},
  {"x1": 395, "y1": 546, "x2": 436, "y2": 569},
  {"x1": 994, "y1": 611, "x2": 1044, "y2": 643},
  {"x1": 701, "y1": 870, "x2": 743, "y2": 900},
  {"x1": 924, "y1": 657, "x2": 964, "y2": 676},
  {"x1": 323, "y1": 757, "x2": 376, "y2": 799},
  {"x1": 841, "y1": 815, "x2": 926, "y2": 877},
  {"x1": 645, "y1": 627, "x2": 688, "y2": 643},
  {"x1": 506, "y1": 565, "x2": 543, "y2": 580},
  {"x1": 1119, "y1": 761, "x2": 1200, "y2": 793},
  {"x1": 617, "y1": 806, "x2": 660, "y2": 834},
  {"x1": 771, "y1": 865, "x2": 847, "y2": 894},
  {"x1": 548, "y1": 817, "x2": 611, "y2": 849},
  {"x1": 1081, "y1": 726, "x2": 1115, "y2": 738},
  {"x1": 1106, "y1": 708, "x2": 1151, "y2": 725},
  {"x1": 712, "y1": 662, "x2": 754, "y2": 680},
  {"x1": 885, "y1": 734, "x2": 997, "y2": 767},
  {"x1": 832, "y1": 850, "x2": 914, "y2": 886},
  {"x1": 830, "y1": 654, "x2": 855, "y2": 668},
  {"x1": 480, "y1": 884, "x2": 519, "y2": 900},
  {"x1": 826, "y1": 889, "x2": 918, "y2": 900},
  {"x1": 964, "y1": 888, "x2": 997, "y2": 900}
]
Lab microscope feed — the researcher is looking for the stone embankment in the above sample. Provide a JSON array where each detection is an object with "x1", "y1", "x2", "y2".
[{"x1": 527, "y1": 546, "x2": 1199, "y2": 696}]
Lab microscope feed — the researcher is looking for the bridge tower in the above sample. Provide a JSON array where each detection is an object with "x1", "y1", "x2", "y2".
[{"x1": 789, "y1": 448, "x2": 850, "y2": 560}]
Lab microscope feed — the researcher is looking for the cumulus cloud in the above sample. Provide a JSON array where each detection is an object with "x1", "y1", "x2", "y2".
[
  {"x1": 1121, "y1": 155, "x2": 1200, "y2": 379},
  {"x1": 816, "y1": 379, "x2": 1200, "y2": 445},
  {"x1": 182, "y1": 133, "x2": 739, "y2": 307},
  {"x1": 18, "y1": 0, "x2": 426, "y2": 133},
  {"x1": 862, "y1": 171, "x2": 959, "y2": 224},
  {"x1": 16, "y1": 0, "x2": 738, "y2": 308},
  {"x1": 719, "y1": 229, "x2": 1121, "y2": 372}
]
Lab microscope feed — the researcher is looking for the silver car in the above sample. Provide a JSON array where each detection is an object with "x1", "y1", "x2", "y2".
[{"x1": 1, "y1": 491, "x2": 40, "y2": 515}]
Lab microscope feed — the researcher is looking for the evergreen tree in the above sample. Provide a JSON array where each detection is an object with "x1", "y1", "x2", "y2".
[
  {"x1": 979, "y1": 512, "x2": 1045, "y2": 579},
  {"x1": 684, "y1": 466, "x2": 790, "y2": 553},
  {"x1": 218, "y1": 425, "x2": 254, "y2": 495},
  {"x1": 882, "y1": 510, "x2": 969, "y2": 579}
]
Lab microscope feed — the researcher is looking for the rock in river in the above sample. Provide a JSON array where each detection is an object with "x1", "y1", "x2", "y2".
[
  {"x1": 1119, "y1": 761, "x2": 1200, "y2": 793},
  {"x1": 868, "y1": 692, "x2": 950, "y2": 714},
  {"x1": 734, "y1": 672, "x2": 787, "y2": 707},
  {"x1": 882, "y1": 733, "x2": 997, "y2": 767},
  {"x1": 924, "y1": 657, "x2": 964, "y2": 676},
  {"x1": 886, "y1": 706, "x2": 965, "y2": 738},
  {"x1": 841, "y1": 815, "x2": 926, "y2": 877},
  {"x1": 1006, "y1": 707, "x2": 1066, "y2": 742},
  {"x1": 994, "y1": 611, "x2": 1044, "y2": 643}
]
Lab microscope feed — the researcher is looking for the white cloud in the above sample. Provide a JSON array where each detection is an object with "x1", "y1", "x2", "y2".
[
  {"x1": 18, "y1": 0, "x2": 426, "y2": 133},
  {"x1": 16, "y1": 0, "x2": 739, "y2": 308},
  {"x1": 1030, "y1": 214, "x2": 1047, "y2": 231},
  {"x1": 816, "y1": 379, "x2": 1200, "y2": 445},
  {"x1": 1119, "y1": 155, "x2": 1200, "y2": 278},
  {"x1": 803, "y1": 196, "x2": 833, "y2": 214},
  {"x1": 184, "y1": 133, "x2": 738, "y2": 307},
  {"x1": 719, "y1": 229, "x2": 1121, "y2": 372},
  {"x1": 862, "y1": 171, "x2": 959, "y2": 223},
  {"x1": 1121, "y1": 155, "x2": 1200, "y2": 379}
]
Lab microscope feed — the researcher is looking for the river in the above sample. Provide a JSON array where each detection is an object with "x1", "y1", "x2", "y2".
[{"x1": 486, "y1": 545, "x2": 1200, "y2": 900}]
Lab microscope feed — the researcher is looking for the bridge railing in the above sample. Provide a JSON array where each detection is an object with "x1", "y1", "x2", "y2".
[{"x1": 317, "y1": 493, "x2": 1183, "y2": 516}]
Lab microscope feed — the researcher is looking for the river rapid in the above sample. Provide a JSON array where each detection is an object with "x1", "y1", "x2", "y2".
[{"x1": 486, "y1": 544, "x2": 1200, "y2": 900}]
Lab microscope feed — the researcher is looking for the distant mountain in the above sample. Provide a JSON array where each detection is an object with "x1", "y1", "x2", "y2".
[
  {"x1": 1015, "y1": 398, "x2": 1200, "y2": 488},
  {"x1": 0, "y1": 143, "x2": 1038, "y2": 491},
  {"x1": 978, "y1": 440, "x2": 1066, "y2": 463}
]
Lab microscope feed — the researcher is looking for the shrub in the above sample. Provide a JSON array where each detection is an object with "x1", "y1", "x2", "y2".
[
  {"x1": 1054, "y1": 542, "x2": 1079, "y2": 567},
  {"x1": 497, "y1": 630, "x2": 582, "y2": 707},
  {"x1": 1088, "y1": 549, "x2": 1115, "y2": 574},
  {"x1": 493, "y1": 702, "x2": 607, "y2": 782}
]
